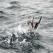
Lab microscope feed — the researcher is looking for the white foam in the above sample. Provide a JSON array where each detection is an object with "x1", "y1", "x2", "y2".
[{"x1": 17, "y1": 24, "x2": 30, "y2": 33}]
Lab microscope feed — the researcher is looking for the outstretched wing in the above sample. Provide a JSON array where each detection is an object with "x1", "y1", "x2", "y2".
[
  {"x1": 38, "y1": 16, "x2": 42, "y2": 24},
  {"x1": 34, "y1": 16, "x2": 42, "y2": 29}
]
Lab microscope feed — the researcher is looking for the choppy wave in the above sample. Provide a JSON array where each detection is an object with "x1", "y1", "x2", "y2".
[{"x1": 0, "y1": 0, "x2": 53, "y2": 53}]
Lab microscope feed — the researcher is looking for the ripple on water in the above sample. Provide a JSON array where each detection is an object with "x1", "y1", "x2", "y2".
[{"x1": 0, "y1": 0, "x2": 53, "y2": 53}]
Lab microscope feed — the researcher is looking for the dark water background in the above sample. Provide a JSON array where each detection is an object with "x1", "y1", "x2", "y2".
[{"x1": 0, "y1": 0, "x2": 53, "y2": 53}]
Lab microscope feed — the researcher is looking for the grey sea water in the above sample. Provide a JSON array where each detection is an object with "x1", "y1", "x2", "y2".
[{"x1": 0, "y1": 0, "x2": 53, "y2": 53}]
